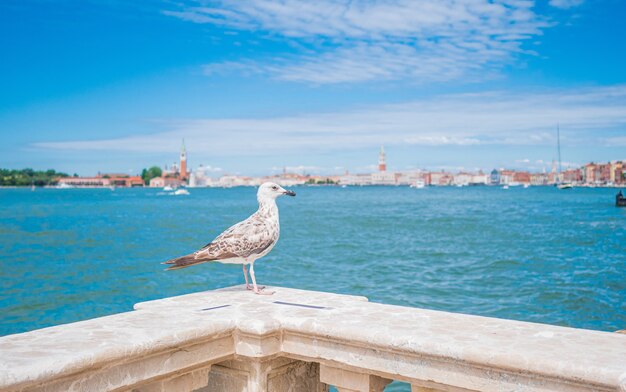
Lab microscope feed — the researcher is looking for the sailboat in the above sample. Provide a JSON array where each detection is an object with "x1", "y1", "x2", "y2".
[{"x1": 555, "y1": 124, "x2": 573, "y2": 190}]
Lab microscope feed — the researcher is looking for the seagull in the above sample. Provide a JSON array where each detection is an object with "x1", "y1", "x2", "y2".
[{"x1": 163, "y1": 182, "x2": 296, "y2": 295}]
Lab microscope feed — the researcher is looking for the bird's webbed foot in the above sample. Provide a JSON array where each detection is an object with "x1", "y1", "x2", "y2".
[{"x1": 253, "y1": 287, "x2": 274, "y2": 295}]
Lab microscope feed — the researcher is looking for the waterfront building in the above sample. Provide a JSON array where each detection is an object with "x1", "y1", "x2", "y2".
[
  {"x1": 602, "y1": 160, "x2": 625, "y2": 185},
  {"x1": 430, "y1": 171, "x2": 453, "y2": 186},
  {"x1": 452, "y1": 172, "x2": 472, "y2": 186},
  {"x1": 370, "y1": 171, "x2": 396, "y2": 185},
  {"x1": 499, "y1": 170, "x2": 515, "y2": 185},
  {"x1": 149, "y1": 176, "x2": 184, "y2": 188},
  {"x1": 339, "y1": 173, "x2": 373, "y2": 186},
  {"x1": 489, "y1": 169, "x2": 500, "y2": 185},
  {"x1": 531, "y1": 172, "x2": 549, "y2": 186},
  {"x1": 583, "y1": 162, "x2": 613, "y2": 185},
  {"x1": 610, "y1": 161, "x2": 619, "y2": 184},
  {"x1": 469, "y1": 172, "x2": 488, "y2": 185},
  {"x1": 513, "y1": 171, "x2": 531, "y2": 185},
  {"x1": 583, "y1": 163, "x2": 597, "y2": 184},
  {"x1": 394, "y1": 171, "x2": 427, "y2": 186},
  {"x1": 149, "y1": 176, "x2": 164, "y2": 188},
  {"x1": 57, "y1": 174, "x2": 143, "y2": 188},
  {"x1": 610, "y1": 161, "x2": 624, "y2": 184},
  {"x1": 57, "y1": 177, "x2": 109, "y2": 187},
  {"x1": 562, "y1": 168, "x2": 583, "y2": 184},
  {"x1": 598, "y1": 163, "x2": 611, "y2": 184}
]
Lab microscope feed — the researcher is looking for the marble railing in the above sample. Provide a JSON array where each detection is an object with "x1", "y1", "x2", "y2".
[{"x1": 1, "y1": 285, "x2": 625, "y2": 392}]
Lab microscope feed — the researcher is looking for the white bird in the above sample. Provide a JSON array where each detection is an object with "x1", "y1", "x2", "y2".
[{"x1": 163, "y1": 182, "x2": 296, "y2": 295}]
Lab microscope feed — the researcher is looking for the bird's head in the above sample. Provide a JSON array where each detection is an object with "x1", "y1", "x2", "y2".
[{"x1": 257, "y1": 182, "x2": 296, "y2": 201}]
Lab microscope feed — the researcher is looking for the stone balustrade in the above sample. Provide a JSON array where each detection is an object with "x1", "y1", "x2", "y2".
[{"x1": 1, "y1": 285, "x2": 625, "y2": 392}]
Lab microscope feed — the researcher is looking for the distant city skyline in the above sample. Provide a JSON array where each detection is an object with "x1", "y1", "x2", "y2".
[
  {"x1": 148, "y1": 142, "x2": 620, "y2": 178},
  {"x1": 106, "y1": 137, "x2": 626, "y2": 177},
  {"x1": 1, "y1": 1, "x2": 626, "y2": 176}
]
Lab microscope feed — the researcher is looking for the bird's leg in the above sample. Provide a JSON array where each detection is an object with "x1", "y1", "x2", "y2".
[
  {"x1": 243, "y1": 264, "x2": 252, "y2": 290},
  {"x1": 244, "y1": 263, "x2": 264, "y2": 291},
  {"x1": 249, "y1": 263, "x2": 273, "y2": 295}
]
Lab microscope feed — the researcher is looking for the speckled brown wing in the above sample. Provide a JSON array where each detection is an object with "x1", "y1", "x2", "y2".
[{"x1": 195, "y1": 213, "x2": 277, "y2": 260}]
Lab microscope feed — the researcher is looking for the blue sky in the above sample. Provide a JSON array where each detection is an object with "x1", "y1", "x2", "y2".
[{"x1": 1, "y1": 0, "x2": 625, "y2": 176}]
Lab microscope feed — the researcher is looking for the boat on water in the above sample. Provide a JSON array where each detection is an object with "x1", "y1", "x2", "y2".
[
  {"x1": 523, "y1": 184, "x2": 530, "y2": 189},
  {"x1": 617, "y1": 190, "x2": 626, "y2": 207},
  {"x1": 555, "y1": 124, "x2": 574, "y2": 190},
  {"x1": 411, "y1": 180, "x2": 425, "y2": 189},
  {"x1": 557, "y1": 182, "x2": 574, "y2": 189},
  {"x1": 163, "y1": 185, "x2": 174, "y2": 192},
  {"x1": 502, "y1": 185, "x2": 509, "y2": 190},
  {"x1": 174, "y1": 189, "x2": 190, "y2": 195},
  {"x1": 56, "y1": 183, "x2": 74, "y2": 189}
]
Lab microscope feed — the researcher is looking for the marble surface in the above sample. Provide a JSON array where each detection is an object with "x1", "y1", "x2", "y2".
[{"x1": 1, "y1": 285, "x2": 625, "y2": 391}]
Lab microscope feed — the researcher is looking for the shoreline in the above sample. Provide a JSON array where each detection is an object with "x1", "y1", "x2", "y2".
[{"x1": 2, "y1": 184, "x2": 625, "y2": 189}]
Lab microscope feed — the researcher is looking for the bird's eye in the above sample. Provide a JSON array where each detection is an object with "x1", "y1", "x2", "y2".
[{"x1": 272, "y1": 186, "x2": 278, "y2": 190}]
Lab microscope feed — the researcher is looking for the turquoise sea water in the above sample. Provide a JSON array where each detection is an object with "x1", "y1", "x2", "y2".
[{"x1": 1, "y1": 187, "x2": 625, "y2": 349}]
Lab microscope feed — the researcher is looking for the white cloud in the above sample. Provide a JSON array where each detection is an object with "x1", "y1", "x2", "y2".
[
  {"x1": 34, "y1": 85, "x2": 626, "y2": 156},
  {"x1": 164, "y1": 0, "x2": 550, "y2": 84},
  {"x1": 268, "y1": 42, "x2": 505, "y2": 84},
  {"x1": 549, "y1": 0, "x2": 584, "y2": 9}
]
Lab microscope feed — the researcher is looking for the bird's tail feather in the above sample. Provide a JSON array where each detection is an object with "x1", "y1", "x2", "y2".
[{"x1": 162, "y1": 254, "x2": 212, "y2": 271}]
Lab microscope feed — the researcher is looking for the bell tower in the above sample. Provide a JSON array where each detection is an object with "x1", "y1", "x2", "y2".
[
  {"x1": 180, "y1": 139, "x2": 187, "y2": 180},
  {"x1": 378, "y1": 145, "x2": 386, "y2": 172}
]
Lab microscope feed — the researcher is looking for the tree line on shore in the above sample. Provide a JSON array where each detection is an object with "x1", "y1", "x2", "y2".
[
  {"x1": 0, "y1": 168, "x2": 72, "y2": 186},
  {"x1": 1, "y1": 166, "x2": 164, "y2": 186},
  {"x1": 141, "y1": 166, "x2": 162, "y2": 185}
]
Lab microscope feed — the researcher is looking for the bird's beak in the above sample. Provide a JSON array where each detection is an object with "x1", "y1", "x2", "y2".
[{"x1": 283, "y1": 189, "x2": 296, "y2": 197}]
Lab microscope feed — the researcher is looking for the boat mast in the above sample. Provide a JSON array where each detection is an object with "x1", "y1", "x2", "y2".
[{"x1": 557, "y1": 123, "x2": 562, "y2": 176}]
